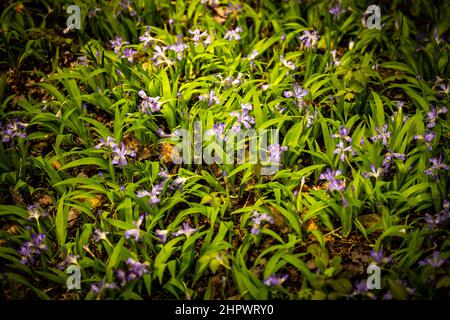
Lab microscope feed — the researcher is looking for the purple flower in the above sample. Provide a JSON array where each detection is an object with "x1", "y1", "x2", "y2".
[
  {"x1": 62, "y1": 254, "x2": 79, "y2": 267},
  {"x1": 224, "y1": 73, "x2": 244, "y2": 87},
  {"x1": 125, "y1": 258, "x2": 149, "y2": 281},
  {"x1": 138, "y1": 90, "x2": 161, "y2": 113},
  {"x1": 119, "y1": 0, "x2": 136, "y2": 16},
  {"x1": 267, "y1": 144, "x2": 288, "y2": 163},
  {"x1": 172, "y1": 222, "x2": 197, "y2": 237},
  {"x1": 137, "y1": 183, "x2": 163, "y2": 206},
  {"x1": 425, "y1": 213, "x2": 445, "y2": 229},
  {"x1": 225, "y1": 1, "x2": 242, "y2": 14},
  {"x1": 224, "y1": 27, "x2": 243, "y2": 41},
  {"x1": 434, "y1": 27, "x2": 441, "y2": 44},
  {"x1": 426, "y1": 105, "x2": 447, "y2": 128},
  {"x1": 93, "y1": 229, "x2": 109, "y2": 242},
  {"x1": 382, "y1": 149, "x2": 405, "y2": 170},
  {"x1": 139, "y1": 27, "x2": 153, "y2": 48},
  {"x1": 362, "y1": 164, "x2": 383, "y2": 179},
  {"x1": 250, "y1": 226, "x2": 260, "y2": 235},
  {"x1": 319, "y1": 168, "x2": 342, "y2": 182},
  {"x1": 438, "y1": 82, "x2": 449, "y2": 95},
  {"x1": 199, "y1": 90, "x2": 221, "y2": 106},
  {"x1": 247, "y1": 50, "x2": 259, "y2": 61},
  {"x1": 172, "y1": 176, "x2": 188, "y2": 189},
  {"x1": 285, "y1": 82, "x2": 308, "y2": 100},
  {"x1": 1, "y1": 119, "x2": 28, "y2": 142},
  {"x1": 419, "y1": 251, "x2": 446, "y2": 268},
  {"x1": 19, "y1": 233, "x2": 47, "y2": 265},
  {"x1": 360, "y1": 137, "x2": 366, "y2": 146},
  {"x1": 115, "y1": 69, "x2": 124, "y2": 78},
  {"x1": 155, "y1": 229, "x2": 169, "y2": 243},
  {"x1": 19, "y1": 242, "x2": 36, "y2": 265},
  {"x1": 110, "y1": 36, "x2": 128, "y2": 54},
  {"x1": 77, "y1": 56, "x2": 89, "y2": 65},
  {"x1": 136, "y1": 190, "x2": 151, "y2": 198},
  {"x1": 95, "y1": 136, "x2": 117, "y2": 150},
  {"x1": 423, "y1": 130, "x2": 435, "y2": 142},
  {"x1": 424, "y1": 155, "x2": 449, "y2": 180},
  {"x1": 188, "y1": 28, "x2": 211, "y2": 47},
  {"x1": 370, "y1": 125, "x2": 391, "y2": 146},
  {"x1": 443, "y1": 199, "x2": 450, "y2": 212},
  {"x1": 332, "y1": 126, "x2": 352, "y2": 143},
  {"x1": 156, "y1": 128, "x2": 173, "y2": 138},
  {"x1": 298, "y1": 30, "x2": 320, "y2": 49},
  {"x1": 334, "y1": 140, "x2": 355, "y2": 162},
  {"x1": 168, "y1": 35, "x2": 188, "y2": 61},
  {"x1": 31, "y1": 233, "x2": 46, "y2": 252},
  {"x1": 207, "y1": 123, "x2": 227, "y2": 141},
  {"x1": 125, "y1": 215, "x2": 144, "y2": 241},
  {"x1": 149, "y1": 183, "x2": 164, "y2": 205},
  {"x1": 158, "y1": 168, "x2": 170, "y2": 180},
  {"x1": 382, "y1": 292, "x2": 393, "y2": 300},
  {"x1": 305, "y1": 110, "x2": 318, "y2": 128},
  {"x1": 329, "y1": 4, "x2": 344, "y2": 18},
  {"x1": 91, "y1": 281, "x2": 117, "y2": 294},
  {"x1": 280, "y1": 55, "x2": 296, "y2": 71},
  {"x1": 111, "y1": 142, "x2": 136, "y2": 167},
  {"x1": 87, "y1": 8, "x2": 101, "y2": 18},
  {"x1": 352, "y1": 280, "x2": 369, "y2": 296},
  {"x1": 28, "y1": 204, "x2": 47, "y2": 221},
  {"x1": 329, "y1": 49, "x2": 342, "y2": 67},
  {"x1": 251, "y1": 211, "x2": 274, "y2": 235},
  {"x1": 273, "y1": 103, "x2": 286, "y2": 114},
  {"x1": 116, "y1": 257, "x2": 149, "y2": 287},
  {"x1": 116, "y1": 269, "x2": 127, "y2": 287},
  {"x1": 283, "y1": 83, "x2": 308, "y2": 109},
  {"x1": 328, "y1": 178, "x2": 347, "y2": 193},
  {"x1": 319, "y1": 168, "x2": 346, "y2": 192},
  {"x1": 260, "y1": 83, "x2": 270, "y2": 91},
  {"x1": 263, "y1": 274, "x2": 288, "y2": 286},
  {"x1": 152, "y1": 45, "x2": 172, "y2": 67},
  {"x1": 122, "y1": 48, "x2": 136, "y2": 63},
  {"x1": 230, "y1": 104, "x2": 255, "y2": 133},
  {"x1": 414, "y1": 130, "x2": 435, "y2": 151},
  {"x1": 370, "y1": 249, "x2": 392, "y2": 264}
]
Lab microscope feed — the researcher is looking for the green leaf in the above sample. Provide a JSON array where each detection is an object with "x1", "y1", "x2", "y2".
[
  {"x1": 107, "y1": 236, "x2": 125, "y2": 279},
  {"x1": 61, "y1": 157, "x2": 108, "y2": 171},
  {"x1": 55, "y1": 194, "x2": 67, "y2": 247},
  {"x1": 329, "y1": 278, "x2": 352, "y2": 293}
]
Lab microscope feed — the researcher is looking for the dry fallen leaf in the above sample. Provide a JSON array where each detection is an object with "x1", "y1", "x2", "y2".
[
  {"x1": 160, "y1": 142, "x2": 179, "y2": 164},
  {"x1": 138, "y1": 146, "x2": 152, "y2": 161},
  {"x1": 87, "y1": 195, "x2": 104, "y2": 209},
  {"x1": 15, "y1": 2, "x2": 25, "y2": 14},
  {"x1": 51, "y1": 160, "x2": 62, "y2": 170},
  {"x1": 324, "y1": 234, "x2": 335, "y2": 244},
  {"x1": 306, "y1": 259, "x2": 317, "y2": 270},
  {"x1": 305, "y1": 219, "x2": 319, "y2": 232},
  {"x1": 7, "y1": 225, "x2": 20, "y2": 234},
  {"x1": 79, "y1": 194, "x2": 104, "y2": 209},
  {"x1": 68, "y1": 208, "x2": 80, "y2": 227},
  {"x1": 213, "y1": 7, "x2": 227, "y2": 23},
  {"x1": 301, "y1": 212, "x2": 319, "y2": 233},
  {"x1": 37, "y1": 195, "x2": 52, "y2": 206}
]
